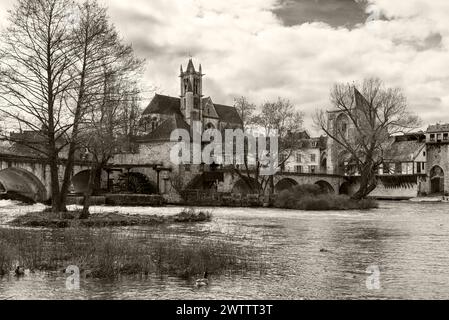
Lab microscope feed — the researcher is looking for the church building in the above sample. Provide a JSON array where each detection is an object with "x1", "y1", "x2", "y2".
[{"x1": 138, "y1": 59, "x2": 243, "y2": 145}]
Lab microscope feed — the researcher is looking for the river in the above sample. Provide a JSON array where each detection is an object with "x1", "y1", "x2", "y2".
[{"x1": 1, "y1": 200, "x2": 449, "y2": 300}]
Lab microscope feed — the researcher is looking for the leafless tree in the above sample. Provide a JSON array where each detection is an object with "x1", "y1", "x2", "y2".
[
  {"x1": 0, "y1": 0, "x2": 78, "y2": 211},
  {"x1": 233, "y1": 97, "x2": 304, "y2": 195},
  {"x1": 59, "y1": 0, "x2": 143, "y2": 211},
  {"x1": 233, "y1": 96, "x2": 256, "y2": 130},
  {"x1": 314, "y1": 78, "x2": 421, "y2": 200}
]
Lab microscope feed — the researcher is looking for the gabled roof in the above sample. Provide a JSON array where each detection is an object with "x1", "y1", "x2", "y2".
[
  {"x1": 202, "y1": 97, "x2": 220, "y2": 119},
  {"x1": 136, "y1": 114, "x2": 190, "y2": 143},
  {"x1": 143, "y1": 94, "x2": 182, "y2": 117},
  {"x1": 428, "y1": 124, "x2": 449, "y2": 133},
  {"x1": 214, "y1": 104, "x2": 243, "y2": 125},
  {"x1": 384, "y1": 140, "x2": 426, "y2": 162}
]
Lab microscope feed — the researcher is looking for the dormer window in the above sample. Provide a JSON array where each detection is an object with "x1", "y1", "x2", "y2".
[
  {"x1": 437, "y1": 134, "x2": 442, "y2": 142},
  {"x1": 430, "y1": 134, "x2": 435, "y2": 142},
  {"x1": 444, "y1": 133, "x2": 448, "y2": 141}
]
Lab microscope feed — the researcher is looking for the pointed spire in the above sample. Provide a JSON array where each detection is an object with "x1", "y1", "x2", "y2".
[
  {"x1": 180, "y1": 64, "x2": 183, "y2": 75},
  {"x1": 187, "y1": 58, "x2": 196, "y2": 73},
  {"x1": 199, "y1": 64, "x2": 202, "y2": 74}
]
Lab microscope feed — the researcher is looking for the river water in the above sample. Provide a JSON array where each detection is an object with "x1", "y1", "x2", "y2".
[{"x1": 1, "y1": 200, "x2": 449, "y2": 300}]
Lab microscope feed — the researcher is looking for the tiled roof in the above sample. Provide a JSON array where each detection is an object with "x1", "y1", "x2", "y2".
[
  {"x1": 136, "y1": 114, "x2": 190, "y2": 143},
  {"x1": 214, "y1": 104, "x2": 243, "y2": 125},
  {"x1": 142, "y1": 95, "x2": 243, "y2": 125},
  {"x1": 427, "y1": 124, "x2": 449, "y2": 133},
  {"x1": 384, "y1": 140, "x2": 425, "y2": 162},
  {"x1": 143, "y1": 95, "x2": 182, "y2": 117}
]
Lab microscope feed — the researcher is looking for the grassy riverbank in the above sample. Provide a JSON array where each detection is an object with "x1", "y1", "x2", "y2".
[
  {"x1": 0, "y1": 226, "x2": 262, "y2": 279},
  {"x1": 275, "y1": 185, "x2": 378, "y2": 211},
  {"x1": 10, "y1": 208, "x2": 212, "y2": 228}
]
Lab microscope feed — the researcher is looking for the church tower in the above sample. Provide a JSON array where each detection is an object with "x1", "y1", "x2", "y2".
[{"x1": 180, "y1": 59, "x2": 203, "y2": 126}]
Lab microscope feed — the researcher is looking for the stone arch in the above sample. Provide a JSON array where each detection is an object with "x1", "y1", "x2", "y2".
[
  {"x1": 275, "y1": 178, "x2": 298, "y2": 193},
  {"x1": 231, "y1": 177, "x2": 262, "y2": 195},
  {"x1": 430, "y1": 165, "x2": 444, "y2": 194},
  {"x1": 335, "y1": 113, "x2": 350, "y2": 139},
  {"x1": 119, "y1": 171, "x2": 158, "y2": 194},
  {"x1": 320, "y1": 152, "x2": 328, "y2": 173},
  {"x1": 0, "y1": 167, "x2": 47, "y2": 202},
  {"x1": 339, "y1": 181, "x2": 351, "y2": 195},
  {"x1": 72, "y1": 170, "x2": 91, "y2": 194},
  {"x1": 315, "y1": 180, "x2": 335, "y2": 194}
]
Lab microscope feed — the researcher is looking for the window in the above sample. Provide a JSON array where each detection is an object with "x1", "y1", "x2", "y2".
[
  {"x1": 311, "y1": 154, "x2": 316, "y2": 162},
  {"x1": 395, "y1": 162, "x2": 402, "y2": 174},
  {"x1": 437, "y1": 134, "x2": 442, "y2": 142},
  {"x1": 383, "y1": 163, "x2": 390, "y2": 175},
  {"x1": 296, "y1": 153, "x2": 302, "y2": 163},
  {"x1": 417, "y1": 162, "x2": 422, "y2": 174},
  {"x1": 444, "y1": 133, "x2": 448, "y2": 141},
  {"x1": 422, "y1": 163, "x2": 425, "y2": 171},
  {"x1": 423, "y1": 151, "x2": 426, "y2": 157},
  {"x1": 311, "y1": 141, "x2": 318, "y2": 148},
  {"x1": 296, "y1": 166, "x2": 303, "y2": 173},
  {"x1": 310, "y1": 166, "x2": 317, "y2": 174},
  {"x1": 430, "y1": 134, "x2": 435, "y2": 142}
]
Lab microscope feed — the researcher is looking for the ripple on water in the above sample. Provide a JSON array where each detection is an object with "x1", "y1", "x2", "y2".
[{"x1": 2, "y1": 201, "x2": 449, "y2": 299}]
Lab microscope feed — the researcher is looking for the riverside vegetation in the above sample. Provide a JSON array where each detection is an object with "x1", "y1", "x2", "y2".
[
  {"x1": 0, "y1": 216, "x2": 264, "y2": 279},
  {"x1": 274, "y1": 184, "x2": 378, "y2": 211},
  {"x1": 10, "y1": 208, "x2": 212, "y2": 228}
]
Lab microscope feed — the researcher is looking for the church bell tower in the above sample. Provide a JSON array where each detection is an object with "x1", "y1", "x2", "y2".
[{"x1": 180, "y1": 59, "x2": 203, "y2": 126}]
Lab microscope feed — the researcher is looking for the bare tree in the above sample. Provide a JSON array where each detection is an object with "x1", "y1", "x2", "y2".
[
  {"x1": 79, "y1": 46, "x2": 143, "y2": 219},
  {"x1": 233, "y1": 96, "x2": 256, "y2": 130},
  {"x1": 0, "y1": 0, "x2": 77, "y2": 211},
  {"x1": 233, "y1": 97, "x2": 304, "y2": 195},
  {"x1": 59, "y1": 0, "x2": 142, "y2": 211},
  {"x1": 315, "y1": 78, "x2": 421, "y2": 200}
]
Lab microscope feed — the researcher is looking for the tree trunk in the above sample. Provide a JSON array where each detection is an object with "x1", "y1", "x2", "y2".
[
  {"x1": 80, "y1": 165, "x2": 96, "y2": 220},
  {"x1": 351, "y1": 161, "x2": 377, "y2": 200}
]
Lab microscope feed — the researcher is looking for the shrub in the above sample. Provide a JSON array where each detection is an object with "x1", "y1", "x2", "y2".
[{"x1": 274, "y1": 184, "x2": 378, "y2": 211}]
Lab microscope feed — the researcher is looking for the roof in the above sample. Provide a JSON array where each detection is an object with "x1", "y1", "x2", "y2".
[
  {"x1": 136, "y1": 114, "x2": 190, "y2": 143},
  {"x1": 143, "y1": 95, "x2": 182, "y2": 117},
  {"x1": 142, "y1": 95, "x2": 242, "y2": 125},
  {"x1": 427, "y1": 124, "x2": 449, "y2": 133},
  {"x1": 186, "y1": 59, "x2": 196, "y2": 73},
  {"x1": 384, "y1": 140, "x2": 425, "y2": 162},
  {"x1": 214, "y1": 104, "x2": 243, "y2": 125}
]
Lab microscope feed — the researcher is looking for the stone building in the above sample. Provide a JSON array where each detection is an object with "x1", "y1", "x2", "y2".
[
  {"x1": 425, "y1": 123, "x2": 449, "y2": 195},
  {"x1": 112, "y1": 59, "x2": 243, "y2": 197},
  {"x1": 324, "y1": 91, "x2": 429, "y2": 198},
  {"x1": 281, "y1": 131, "x2": 328, "y2": 174}
]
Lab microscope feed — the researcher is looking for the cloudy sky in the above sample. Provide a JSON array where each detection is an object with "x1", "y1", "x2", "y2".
[{"x1": 1, "y1": 0, "x2": 449, "y2": 132}]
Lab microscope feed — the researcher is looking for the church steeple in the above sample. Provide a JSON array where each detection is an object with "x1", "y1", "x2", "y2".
[{"x1": 180, "y1": 59, "x2": 203, "y2": 126}]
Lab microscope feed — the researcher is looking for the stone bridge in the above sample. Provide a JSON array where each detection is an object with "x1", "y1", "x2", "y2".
[
  {"x1": 220, "y1": 171, "x2": 348, "y2": 195},
  {"x1": 0, "y1": 153, "x2": 93, "y2": 202},
  {"x1": 0, "y1": 151, "x2": 349, "y2": 203}
]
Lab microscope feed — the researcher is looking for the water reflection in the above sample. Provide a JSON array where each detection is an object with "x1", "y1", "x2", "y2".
[{"x1": 2, "y1": 201, "x2": 449, "y2": 299}]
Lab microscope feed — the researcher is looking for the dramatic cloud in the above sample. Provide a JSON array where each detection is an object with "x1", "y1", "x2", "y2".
[{"x1": 1, "y1": 0, "x2": 449, "y2": 132}]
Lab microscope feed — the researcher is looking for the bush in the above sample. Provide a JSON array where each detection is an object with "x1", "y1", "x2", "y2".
[{"x1": 274, "y1": 184, "x2": 378, "y2": 211}]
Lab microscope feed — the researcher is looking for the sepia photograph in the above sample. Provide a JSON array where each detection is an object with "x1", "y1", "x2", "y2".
[{"x1": 0, "y1": 0, "x2": 448, "y2": 308}]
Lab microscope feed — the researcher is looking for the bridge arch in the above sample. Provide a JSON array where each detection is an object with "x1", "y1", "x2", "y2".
[
  {"x1": 275, "y1": 178, "x2": 298, "y2": 193},
  {"x1": 232, "y1": 177, "x2": 262, "y2": 195},
  {"x1": 339, "y1": 181, "x2": 351, "y2": 195},
  {"x1": 315, "y1": 180, "x2": 335, "y2": 194},
  {"x1": 430, "y1": 165, "x2": 445, "y2": 194},
  {"x1": 72, "y1": 170, "x2": 91, "y2": 194},
  {"x1": 0, "y1": 167, "x2": 47, "y2": 202}
]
